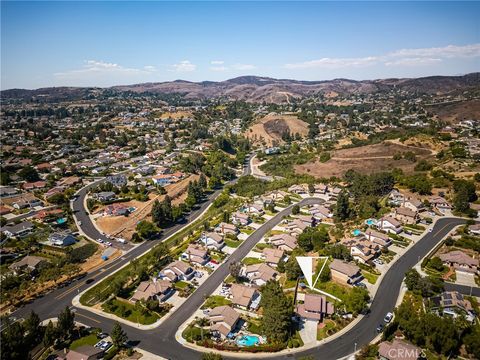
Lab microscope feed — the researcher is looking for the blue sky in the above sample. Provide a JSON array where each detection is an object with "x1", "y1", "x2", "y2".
[{"x1": 1, "y1": 1, "x2": 479, "y2": 89}]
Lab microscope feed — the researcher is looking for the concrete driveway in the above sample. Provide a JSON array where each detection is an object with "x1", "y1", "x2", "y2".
[{"x1": 299, "y1": 318, "x2": 318, "y2": 345}]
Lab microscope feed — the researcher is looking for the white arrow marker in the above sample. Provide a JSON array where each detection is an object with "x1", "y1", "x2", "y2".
[{"x1": 296, "y1": 256, "x2": 329, "y2": 289}]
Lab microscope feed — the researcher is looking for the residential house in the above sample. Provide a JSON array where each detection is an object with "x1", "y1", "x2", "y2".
[
  {"x1": 9, "y1": 255, "x2": 48, "y2": 274},
  {"x1": 429, "y1": 196, "x2": 452, "y2": 214},
  {"x1": 130, "y1": 279, "x2": 173, "y2": 303},
  {"x1": 0, "y1": 186, "x2": 19, "y2": 198},
  {"x1": 404, "y1": 198, "x2": 425, "y2": 213},
  {"x1": 161, "y1": 260, "x2": 195, "y2": 281},
  {"x1": 45, "y1": 186, "x2": 65, "y2": 200},
  {"x1": 48, "y1": 232, "x2": 77, "y2": 246},
  {"x1": 378, "y1": 339, "x2": 422, "y2": 360},
  {"x1": 329, "y1": 187, "x2": 342, "y2": 198},
  {"x1": 269, "y1": 233, "x2": 298, "y2": 252},
  {"x1": 244, "y1": 203, "x2": 264, "y2": 215},
  {"x1": 58, "y1": 176, "x2": 82, "y2": 187},
  {"x1": 106, "y1": 175, "x2": 127, "y2": 187},
  {"x1": 439, "y1": 250, "x2": 479, "y2": 274},
  {"x1": 95, "y1": 191, "x2": 116, "y2": 202},
  {"x1": 214, "y1": 222, "x2": 238, "y2": 236},
  {"x1": 66, "y1": 345, "x2": 103, "y2": 360},
  {"x1": 430, "y1": 291, "x2": 474, "y2": 320},
  {"x1": 182, "y1": 244, "x2": 210, "y2": 265},
  {"x1": 208, "y1": 305, "x2": 241, "y2": 339},
  {"x1": 261, "y1": 248, "x2": 284, "y2": 267},
  {"x1": 314, "y1": 183, "x2": 328, "y2": 195},
  {"x1": 104, "y1": 203, "x2": 129, "y2": 216},
  {"x1": 342, "y1": 238, "x2": 381, "y2": 264},
  {"x1": 199, "y1": 232, "x2": 225, "y2": 250},
  {"x1": 231, "y1": 211, "x2": 250, "y2": 226},
  {"x1": 329, "y1": 259, "x2": 364, "y2": 286},
  {"x1": 394, "y1": 207, "x2": 418, "y2": 225},
  {"x1": 378, "y1": 216, "x2": 403, "y2": 234},
  {"x1": 468, "y1": 224, "x2": 480, "y2": 235},
  {"x1": 23, "y1": 181, "x2": 47, "y2": 190},
  {"x1": 295, "y1": 293, "x2": 334, "y2": 322},
  {"x1": 297, "y1": 215, "x2": 316, "y2": 227},
  {"x1": 309, "y1": 205, "x2": 332, "y2": 221},
  {"x1": 288, "y1": 184, "x2": 307, "y2": 195},
  {"x1": 364, "y1": 229, "x2": 392, "y2": 248},
  {"x1": 243, "y1": 263, "x2": 277, "y2": 286},
  {"x1": 285, "y1": 219, "x2": 309, "y2": 236},
  {"x1": 388, "y1": 189, "x2": 405, "y2": 205},
  {"x1": 1, "y1": 221, "x2": 34, "y2": 238},
  {"x1": 229, "y1": 284, "x2": 261, "y2": 310}
]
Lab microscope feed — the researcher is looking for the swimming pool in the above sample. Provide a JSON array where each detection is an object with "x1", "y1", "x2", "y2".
[
  {"x1": 366, "y1": 219, "x2": 376, "y2": 226},
  {"x1": 353, "y1": 229, "x2": 362, "y2": 236},
  {"x1": 236, "y1": 335, "x2": 260, "y2": 347}
]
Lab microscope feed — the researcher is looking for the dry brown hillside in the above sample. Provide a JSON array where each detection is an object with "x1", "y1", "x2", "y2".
[{"x1": 245, "y1": 113, "x2": 309, "y2": 146}]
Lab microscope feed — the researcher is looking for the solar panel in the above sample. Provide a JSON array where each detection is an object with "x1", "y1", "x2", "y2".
[
  {"x1": 444, "y1": 293, "x2": 452, "y2": 300},
  {"x1": 443, "y1": 300, "x2": 453, "y2": 306}
]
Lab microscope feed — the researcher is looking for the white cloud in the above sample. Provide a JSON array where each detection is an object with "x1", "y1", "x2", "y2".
[
  {"x1": 232, "y1": 63, "x2": 256, "y2": 71},
  {"x1": 285, "y1": 56, "x2": 378, "y2": 69},
  {"x1": 210, "y1": 66, "x2": 228, "y2": 72},
  {"x1": 170, "y1": 60, "x2": 196, "y2": 72},
  {"x1": 385, "y1": 58, "x2": 442, "y2": 67},
  {"x1": 143, "y1": 65, "x2": 157, "y2": 72},
  {"x1": 210, "y1": 60, "x2": 224, "y2": 65},
  {"x1": 284, "y1": 43, "x2": 480, "y2": 69},
  {"x1": 54, "y1": 60, "x2": 149, "y2": 78},
  {"x1": 388, "y1": 44, "x2": 480, "y2": 59}
]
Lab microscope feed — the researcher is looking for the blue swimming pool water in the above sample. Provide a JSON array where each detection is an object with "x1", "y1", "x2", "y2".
[
  {"x1": 353, "y1": 229, "x2": 362, "y2": 236},
  {"x1": 366, "y1": 219, "x2": 375, "y2": 226},
  {"x1": 236, "y1": 335, "x2": 260, "y2": 347}
]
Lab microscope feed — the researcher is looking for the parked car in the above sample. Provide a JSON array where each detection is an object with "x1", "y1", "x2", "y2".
[
  {"x1": 97, "y1": 332, "x2": 108, "y2": 339},
  {"x1": 384, "y1": 312, "x2": 394, "y2": 323},
  {"x1": 376, "y1": 324, "x2": 384, "y2": 333}
]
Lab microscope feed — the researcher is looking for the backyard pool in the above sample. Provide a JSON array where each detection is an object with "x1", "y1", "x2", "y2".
[
  {"x1": 366, "y1": 219, "x2": 376, "y2": 226},
  {"x1": 352, "y1": 229, "x2": 362, "y2": 236},
  {"x1": 236, "y1": 335, "x2": 260, "y2": 347}
]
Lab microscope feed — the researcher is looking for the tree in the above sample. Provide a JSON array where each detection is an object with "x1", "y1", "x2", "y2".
[
  {"x1": 260, "y1": 280, "x2": 293, "y2": 343},
  {"x1": 428, "y1": 257, "x2": 445, "y2": 272},
  {"x1": 463, "y1": 325, "x2": 480, "y2": 358},
  {"x1": 199, "y1": 173, "x2": 207, "y2": 189},
  {"x1": 344, "y1": 287, "x2": 370, "y2": 314},
  {"x1": 334, "y1": 190, "x2": 352, "y2": 221},
  {"x1": 57, "y1": 306, "x2": 75, "y2": 340},
  {"x1": 229, "y1": 261, "x2": 242, "y2": 282},
  {"x1": 291, "y1": 205, "x2": 300, "y2": 215},
  {"x1": 24, "y1": 310, "x2": 41, "y2": 346},
  {"x1": 404, "y1": 269, "x2": 421, "y2": 291},
  {"x1": 19, "y1": 166, "x2": 40, "y2": 182},
  {"x1": 43, "y1": 320, "x2": 57, "y2": 347},
  {"x1": 285, "y1": 249, "x2": 304, "y2": 280},
  {"x1": 136, "y1": 220, "x2": 158, "y2": 239},
  {"x1": 1, "y1": 319, "x2": 28, "y2": 360},
  {"x1": 111, "y1": 322, "x2": 128, "y2": 348}
]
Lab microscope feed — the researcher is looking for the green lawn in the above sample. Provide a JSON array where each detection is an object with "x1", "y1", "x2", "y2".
[
  {"x1": 314, "y1": 281, "x2": 352, "y2": 302},
  {"x1": 317, "y1": 320, "x2": 336, "y2": 340},
  {"x1": 70, "y1": 333, "x2": 98, "y2": 350},
  {"x1": 254, "y1": 243, "x2": 273, "y2": 251},
  {"x1": 175, "y1": 280, "x2": 190, "y2": 289},
  {"x1": 361, "y1": 270, "x2": 379, "y2": 284},
  {"x1": 102, "y1": 298, "x2": 159, "y2": 325},
  {"x1": 225, "y1": 238, "x2": 242, "y2": 248},
  {"x1": 201, "y1": 295, "x2": 232, "y2": 309},
  {"x1": 241, "y1": 227, "x2": 255, "y2": 235},
  {"x1": 242, "y1": 257, "x2": 264, "y2": 265}
]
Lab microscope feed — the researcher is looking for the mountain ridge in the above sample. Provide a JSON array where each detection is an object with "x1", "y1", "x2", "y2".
[{"x1": 2, "y1": 73, "x2": 479, "y2": 103}]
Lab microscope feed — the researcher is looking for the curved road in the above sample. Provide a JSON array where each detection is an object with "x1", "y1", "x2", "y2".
[{"x1": 9, "y1": 166, "x2": 477, "y2": 360}]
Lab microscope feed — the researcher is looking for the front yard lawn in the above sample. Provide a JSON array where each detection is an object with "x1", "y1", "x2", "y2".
[
  {"x1": 361, "y1": 270, "x2": 379, "y2": 284},
  {"x1": 70, "y1": 333, "x2": 99, "y2": 350},
  {"x1": 225, "y1": 238, "x2": 242, "y2": 248},
  {"x1": 175, "y1": 280, "x2": 190, "y2": 289},
  {"x1": 201, "y1": 295, "x2": 232, "y2": 309},
  {"x1": 317, "y1": 319, "x2": 336, "y2": 340},
  {"x1": 242, "y1": 257, "x2": 264, "y2": 265},
  {"x1": 102, "y1": 298, "x2": 159, "y2": 325}
]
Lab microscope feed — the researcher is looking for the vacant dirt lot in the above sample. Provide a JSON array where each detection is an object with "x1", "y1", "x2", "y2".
[
  {"x1": 428, "y1": 99, "x2": 480, "y2": 123},
  {"x1": 295, "y1": 142, "x2": 434, "y2": 178},
  {"x1": 96, "y1": 174, "x2": 199, "y2": 239},
  {"x1": 245, "y1": 113, "x2": 309, "y2": 146}
]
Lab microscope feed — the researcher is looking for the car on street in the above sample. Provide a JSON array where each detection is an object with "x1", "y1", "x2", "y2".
[
  {"x1": 376, "y1": 324, "x2": 383, "y2": 333},
  {"x1": 384, "y1": 312, "x2": 393, "y2": 323}
]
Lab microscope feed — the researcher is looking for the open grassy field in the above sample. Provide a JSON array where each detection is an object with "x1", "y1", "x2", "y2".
[
  {"x1": 295, "y1": 141, "x2": 435, "y2": 178},
  {"x1": 96, "y1": 174, "x2": 199, "y2": 239},
  {"x1": 245, "y1": 113, "x2": 309, "y2": 146}
]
